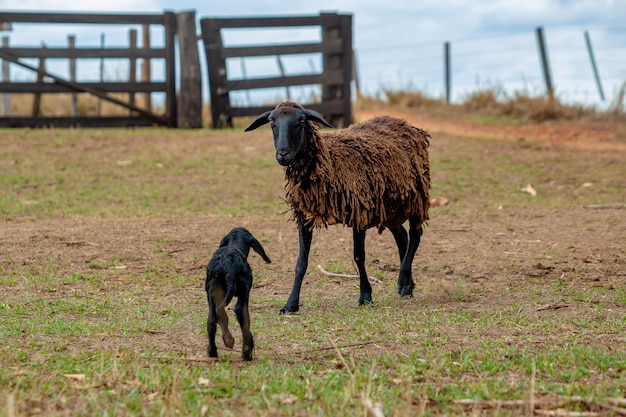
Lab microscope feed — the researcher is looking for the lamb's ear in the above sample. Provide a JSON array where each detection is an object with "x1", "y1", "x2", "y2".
[
  {"x1": 244, "y1": 110, "x2": 272, "y2": 131},
  {"x1": 303, "y1": 109, "x2": 334, "y2": 128},
  {"x1": 218, "y1": 234, "x2": 231, "y2": 248},
  {"x1": 250, "y1": 238, "x2": 271, "y2": 264}
]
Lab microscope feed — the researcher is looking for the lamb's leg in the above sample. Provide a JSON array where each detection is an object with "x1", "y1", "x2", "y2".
[
  {"x1": 212, "y1": 284, "x2": 234, "y2": 349},
  {"x1": 389, "y1": 225, "x2": 408, "y2": 262},
  {"x1": 206, "y1": 287, "x2": 219, "y2": 358},
  {"x1": 397, "y1": 217, "x2": 423, "y2": 297},
  {"x1": 354, "y1": 228, "x2": 373, "y2": 305},
  {"x1": 234, "y1": 294, "x2": 254, "y2": 361},
  {"x1": 280, "y1": 222, "x2": 313, "y2": 314}
]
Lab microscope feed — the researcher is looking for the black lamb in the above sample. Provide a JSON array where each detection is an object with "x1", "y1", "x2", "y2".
[{"x1": 205, "y1": 227, "x2": 271, "y2": 361}]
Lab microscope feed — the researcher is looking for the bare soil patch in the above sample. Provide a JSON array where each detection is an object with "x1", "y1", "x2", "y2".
[{"x1": 2, "y1": 110, "x2": 624, "y2": 360}]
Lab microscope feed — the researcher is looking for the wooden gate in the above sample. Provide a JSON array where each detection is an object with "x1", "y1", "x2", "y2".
[
  {"x1": 0, "y1": 11, "x2": 177, "y2": 127},
  {"x1": 200, "y1": 12, "x2": 352, "y2": 128}
]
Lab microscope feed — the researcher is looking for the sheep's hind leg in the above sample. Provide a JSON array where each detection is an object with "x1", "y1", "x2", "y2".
[
  {"x1": 397, "y1": 218, "x2": 423, "y2": 297},
  {"x1": 389, "y1": 225, "x2": 408, "y2": 262},
  {"x1": 354, "y1": 228, "x2": 373, "y2": 306},
  {"x1": 281, "y1": 223, "x2": 313, "y2": 314}
]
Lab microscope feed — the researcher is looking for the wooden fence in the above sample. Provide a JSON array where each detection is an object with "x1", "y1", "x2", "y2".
[
  {"x1": 0, "y1": 11, "x2": 200, "y2": 128},
  {"x1": 200, "y1": 12, "x2": 353, "y2": 128}
]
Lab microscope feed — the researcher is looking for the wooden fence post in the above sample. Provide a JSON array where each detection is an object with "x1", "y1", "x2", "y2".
[
  {"x1": 142, "y1": 24, "x2": 151, "y2": 110},
  {"x1": 535, "y1": 26, "x2": 554, "y2": 100},
  {"x1": 129, "y1": 29, "x2": 137, "y2": 116},
  {"x1": 98, "y1": 33, "x2": 104, "y2": 116},
  {"x1": 176, "y1": 11, "x2": 202, "y2": 128},
  {"x1": 32, "y1": 42, "x2": 46, "y2": 117},
  {"x1": 68, "y1": 34, "x2": 78, "y2": 116},
  {"x1": 444, "y1": 41, "x2": 451, "y2": 104},
  {"x1": 320, "y1": 12, "x2": 352, "y2": 127},
  {"x1": 584, "y1": 30, "x2": 605, "y2": 101},
  {"x1": 1, "y1": 36, "x2": 10, "y2": 116}
]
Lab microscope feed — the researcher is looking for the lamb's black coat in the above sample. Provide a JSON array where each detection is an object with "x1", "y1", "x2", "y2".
[{"x1": 205, "y1": 227, "x2": 271, "y2": 361}]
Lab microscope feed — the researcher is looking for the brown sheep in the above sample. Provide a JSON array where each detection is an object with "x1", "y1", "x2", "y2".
[{"x1": 245, "y1": 101, "x2": 430, "y2": 314}]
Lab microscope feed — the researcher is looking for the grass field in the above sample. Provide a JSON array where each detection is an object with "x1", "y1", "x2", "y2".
[{"x1": 0, "y1": 109, "x2": 625, "y2": 416}]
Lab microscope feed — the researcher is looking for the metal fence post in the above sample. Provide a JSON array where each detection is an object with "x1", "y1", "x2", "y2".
[
  {"x1": 584, "y1": 30, "x2": 605, "y2": 101},
  {"x1": 535, "y1": 26, "x2": 554, "y2": 100},
  {"x1": 444, "y1": 41, "x2": 451, "y2": 104}
]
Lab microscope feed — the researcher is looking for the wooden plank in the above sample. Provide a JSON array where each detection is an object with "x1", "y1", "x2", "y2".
[
  {"x1": 202, "y1": 15, "x2": 341, "y2": 28},
  {"x1": 224, "y1": 70, "x2": 343, "y2": 91},
  {"x1": 201, "y1": 18, "x2": 230, "y2": 128},
  {"x1": 0, "y1": 48, "x2": 168, "y2": 125},
  {"x1": 142, "y1": 24, "x2": 152, "y2": 110},
  {"x1": 0, "y1": 116, "x2": 156, "y2": 128},
  {"x1": 163, "y1": 11, "x2": 177, "y2": 128},
  {"x1": 0, "y1": 12, "x2": 164, "y2": 25},
  {"x1": 128, "y1": 29, "x2": 137, "y2": 116},
  {"x1": 340, "y1": 14, "x2": 353, "y2": 126},
  {"x1": 32, "y1": 45, "x2": 45, "y2": 117},
  {"x1": 1, "y1": 47, "x2": 166, "y2": 59},
  {"x1": 221, "y1": 40, "x2": 343, "y2": 58},
  {"x1": 68, "y1": 35, "x2": 78, "y2": 117},
  {"x1": 229, "y1": 99, "x2": 345, "y2": 118},
  {"x1": 176, "y1": 11, "x2": 202, "y2": 128},
  {"x1": 0, "y1": 82, "x2": 167, "y2": 93}
]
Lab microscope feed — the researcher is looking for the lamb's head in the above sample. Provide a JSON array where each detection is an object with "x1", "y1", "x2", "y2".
[
  {"x1": 219, "y1": 227, "x2": 272, "y2": 264},
  {"x1": 245, "y1": 101, "x2": 333, "y2": 166}
]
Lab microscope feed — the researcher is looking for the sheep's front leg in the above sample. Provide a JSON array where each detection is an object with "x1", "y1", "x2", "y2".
[
  {"x1": 354, "y1": 228, "x2": 373, "y2": 305},
  {"x1": 397, "y1": 219, "x2": 423, "y2": 297},
  {"x1": 280, "y1": 222, "x2": 313, "y2": 314},
  {"x1": 234, "y1": 295, "x2": 254, "y2": 361}
]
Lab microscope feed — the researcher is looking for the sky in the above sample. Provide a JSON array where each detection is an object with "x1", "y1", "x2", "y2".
[{"x1": 1, "y1": 0, "x2": 625, "y2": 108}]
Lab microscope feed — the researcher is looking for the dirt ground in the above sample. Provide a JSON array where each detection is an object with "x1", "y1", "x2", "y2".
[{"x1": 1, "y1": 109, "x2": 625, "y2": 361}]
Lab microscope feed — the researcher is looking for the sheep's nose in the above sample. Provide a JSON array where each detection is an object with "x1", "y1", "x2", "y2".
[{"x1": 276, "y1": 150, "x2": 291, "y2": 166}]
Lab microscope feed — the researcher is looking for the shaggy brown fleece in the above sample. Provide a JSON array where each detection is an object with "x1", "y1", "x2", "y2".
[{"x1": 280, "y1": 102, "x2": 431, "y2": 232}]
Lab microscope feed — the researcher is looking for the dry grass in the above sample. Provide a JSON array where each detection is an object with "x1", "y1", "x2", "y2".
[
  {"x1": 6, "y1": 84, "x2": 625, "y2": 126},
  {"x1": 354, "y1": 86, "x2": 626, "y2": 124}
]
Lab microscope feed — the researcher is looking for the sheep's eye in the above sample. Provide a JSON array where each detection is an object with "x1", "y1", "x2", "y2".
[{"x1": 299, "y1": 118, "x2": 306, "y2": 124}]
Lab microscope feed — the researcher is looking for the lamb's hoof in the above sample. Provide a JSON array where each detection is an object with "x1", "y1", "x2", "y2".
[
  {"x1": 397, "y1": 284, "x2": 414, "y2": 297},
  {"x1": 358, "y1": 293, "x2": 373, "y2": 306},
  {"x1": 222, "y1": 333, "x2": 235, "y2": 349},
  {"x1": 279, "y1": 304, "x2": 299, "y2": 314}
]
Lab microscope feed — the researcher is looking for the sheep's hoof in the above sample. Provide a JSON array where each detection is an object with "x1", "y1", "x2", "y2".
[
  {"x1": 242, "y1": 347, "x2": 254, "y2": 361},
  {"x1": 208, "y1": 345, "x2": 218, "y2": 358},
  {"x1": 358, "y1": 293, "x2": 373, "y2": 306},
  {"x1": 279, "y1": 304, "x2": 299, "y2": 314},
  {"x1": 397, "y1": 284, "x2": 414, "y2": 297}
]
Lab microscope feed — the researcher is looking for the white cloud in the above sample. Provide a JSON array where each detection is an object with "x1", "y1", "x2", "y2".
[{"x1": 0, "y1": 0, "x2": 160, "y2": 12}]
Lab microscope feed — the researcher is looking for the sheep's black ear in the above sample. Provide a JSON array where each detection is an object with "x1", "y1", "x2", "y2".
[
  {"x1": 250, "y1": 238, "x2": 271, "y2": 264},
  {"x1": 303, "y1": 109, "x2": 334, "y2": 128},
  {"x1": 244, "y1": 110, "x2": 272, "y2": 131}
]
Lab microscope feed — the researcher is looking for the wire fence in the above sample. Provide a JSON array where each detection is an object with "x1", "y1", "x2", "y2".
[{"x1": 355, "y1": 25, "x2": 626, "y2": 109}]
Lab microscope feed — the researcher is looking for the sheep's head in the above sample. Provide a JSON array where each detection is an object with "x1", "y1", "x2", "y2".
[{"x1": 245, "y1": 101, "x2": 333, "y2": 166}]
